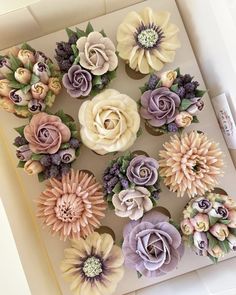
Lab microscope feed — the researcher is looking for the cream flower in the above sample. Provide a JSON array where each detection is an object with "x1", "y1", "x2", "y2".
[
  {"x1": 175, "y1": 111, "x2": 193, "y2": 127},
  {"x1": 117, "y1": 7, "x2": 180, "y2": 74},
  {"x1": 79, "y1": 89, "x2": 140, "y2": 155},
  {"x1": 0, "y1": 97, "x2": 15, "y2": 113},
  {"x1": 61, "y1": 232, "x2": 124, "y2": 295},
  {"x1": 24, "y1": 160, "x2": 44, "y2": 175}
]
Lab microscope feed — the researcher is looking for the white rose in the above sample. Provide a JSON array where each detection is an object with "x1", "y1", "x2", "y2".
[
  {"x1": 78, "y1": 89, "x2": 140, "y2": 155},
  {"x1": 160, "y1": 70, "x2": 177, "y2": 88}
]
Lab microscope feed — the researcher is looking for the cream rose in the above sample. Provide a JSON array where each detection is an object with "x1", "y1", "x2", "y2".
[
  {"x1": 48, "y1": 77, "x2": 61, "y2": 95},
  {"x1": 24, "y1": 160, "x2": 44, "y2": 175},
  {"x1": 175, "y1": 111, "x2": 193, "y2": 127},
  {"x1": 78, "y1": 89, "x2": 140, "y2": 155},
  {"x1": 160, "y1": 70, "x2": 177, "y2": 88}
]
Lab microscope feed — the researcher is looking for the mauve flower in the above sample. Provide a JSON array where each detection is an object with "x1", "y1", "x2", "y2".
[
  {"x1": 14, "y1": 67, "x2": 31, "y2": 84},
  {"x1": 31, "y1": 82, "x2": 49, "y2": 100},
  {"x1": 190, "y1": 213, "x2": 209, "y2": 232},
  {"x1": 209, "y1": 202, "x2": 229, "y2": 219},
  {"x1": 62, "y1": 65, "x2": 92, "y2": 98},
  {"x1": 192, "y1": 197, "x2": 212, "y2": 213},
  {"x1": 228, "y1": 210, "x2": 236, "y2": 228},
  {"x1": 122, "y1": 211, "x2": 184, "y2": 277},
  {"x1": 140, "y1": 87, "x2": 180, "y2": 127},
  {"x1": 33, "y1": 62, "x2": 50, "y2": 84},
  {"x1": 112, "y1": 187, "x2": 153, "y2": 220},
  {"x1": 24, "y1": 112, "x2": 71, "y2": 154},
  {"x1": 16, "y1": 145, "x2": 32, "y2": 161},
  {"x1": 59, "y1": 148, "x2": 76, "y2": 163},
  {"x1": 0, "y1": 57, "x2": 12, "y2": 76},
  {"x1": 126, "y1": 155, "x2": 159, "y2": 186},
  {"x1": 193, "y1": 232, "x2": 208, "y2": 250},
  {"x1": 180, "y1": 218, "x2": 194, "y2": 235},
  {"x1": 210, "y1": 223, "x2": 229, "y2": 241},
  {"x1": 9, "y1": 89, "x2": 32, "y2": 106},
  {"x1": 28, "y1": 99, "x2": 46, "y2": 114}
]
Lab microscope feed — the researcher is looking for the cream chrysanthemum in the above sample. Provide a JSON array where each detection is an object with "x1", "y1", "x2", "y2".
[
  {"x1": 37, "y1": 169, "x2": 106, "y2": 240},
  {"x1": 117, "y1": 7, "x2": 180, "y2": 74},
  {"x1": 61, "y1": 232, "x2": 124, "y2": 295},
  {"x1": 159, "y1": 131, "x2": 224, "y2": 198}
]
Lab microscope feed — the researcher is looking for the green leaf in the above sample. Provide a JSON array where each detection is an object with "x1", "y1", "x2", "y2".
[
  {"x1": 60, "y1": 143, "x2": 70, "y2": 150},
  {"x1": 218, "y1": 240, "x2": 231, "y2": 253},
  {"x1": 137, "y1": 271, "x2": 142, "y2": 279},
  {"x1": 65, "y1": 27, "x2": 75, "y2": 38},
  {"x1": 56, "y1": 110, "x2": 73, "y2": 124},
  {"x1": 107, "y1": 70, "x2": 117, "y2": 80},
  {"x1": 186, "y1": 235, "x2": 194, "y2": 247},
  {"x1": 5, "y1": 72, "x2": 15, "y2": 81},
  {"x1": 195, "y1": 89, "x2": 206, "y2": 97},
  {"x1": 9, "y1": 54, "x2": 22, "y2": 71},
  {"x1": 76, "y1": 27, "x2": 86, "y2": 38},
  {"x1": 9, "y1": 80, "x2": 23, "y2": 89},
  {"x1": 112, "y1": 182, "x2": 122, "y2": 194},
  {"x1": 175, "y1": 67, "x2": 181, "y2": 77},
  {"x1": 219, "y1": 219, "x2": 231, "y2": 225},
  {"x1": 24, "y1": 61, "x2": 33, "y2": 71},
  {"x1": 209, "y1": 215, "x2": 219, "y2": 226},
  {"x1": 156, "y1": 79, "x2": 162, "y2": 88},
  {"x1": 100, "y1": 29, "x2": 107, "y2": 37},
  {"x1": 190, "y1": 208, "x2": 199, "y2": 218},
  {"x1": 121, "y1": 159, "x2": 130, "y2": 173},
  {"x1": 86, "y1": 22, "x2": 94, "y2": 35},
  {"x1": 30, "y1": 74, "x2": 40, "y2": 85},
  {"x1": 192, "y1": 116, "x2": 199, "y2": 123},
  {"x1": 92, "y1": 75, "x2": 102, "y2": 86},
  {"x1": 22, "y1": 84, "x2": 31, "y2": 94},
  {"x1": 75, "y1": 147, "x2": 80, "y2": 157},
  {"x1": 139, "y1": 86, "x2": 147, "y2": 94},
  {"x1": 229, "y1": 228, "x2": 236, "y2": 236},
  {"x1": 21, "y1": 43, "x2": 35, "y2": 52},
  {"x1": 137, "y1": 127, "x2": 142, "y2": 138},
  {"x1": 170, "y1": 83, "x2": 178, "y2": 93},
  {"x1": 208, "y1": 254, "x2": 218, "y2": 264},
  {"x1": 169, "y1": 219, "x2": 180, "y2": 231},
  {"x1": 72, "y1": 130, "x2": 78, "y2": 138},
  {"x1": 17, "y1": 161, "x2": 26, "y2": 168},
  {"x1": 71, "y1": 44, "x2": 78, "y2": 57},
  {"x1": 31, "y1": 153, "x2": 43, "y2": 161},
  {"x1": 179, "y1": 99, "x2": 193, "y2": 111},
  {"x1": 14, "y1": 125, "x2": 26, "y2": 136},
  {"x1": 215, "y1": 197, "x2": 225, "y2": 204},
  {"x1": 207, "y1": 232, "x2": 219, "y2": 249},
  {"x1": 38, "y1": 172, "x2": 46, "y2": 182},
  {"x1": 44, "y1": 90, "x2": 55, "y2": 108},
  {"x1": 73, "y1": 55, "x2": 80, "y2": 65}
]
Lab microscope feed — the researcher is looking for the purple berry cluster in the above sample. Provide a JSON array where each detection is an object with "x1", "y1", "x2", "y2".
[{"x1": 174, "y1": 74, "x2": 200, "y2": 99}]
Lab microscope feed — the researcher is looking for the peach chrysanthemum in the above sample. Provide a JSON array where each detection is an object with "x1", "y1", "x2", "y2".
[
  {"x1": 159, "y1": 131, "x2": 224, "y2": 198},
  {"x1": 37, "y1": 169, "x2": 107, "y2": 240}
]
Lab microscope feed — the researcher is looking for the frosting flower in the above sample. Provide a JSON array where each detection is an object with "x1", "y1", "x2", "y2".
[
  {"x1": 0, "y1": 57, "x2": 12, "y2": 77},
  {"x1": 9, "y1": 89, "x2": 32, "y2": 106},
  {"x1": 79, "y1": 89, "x2": 140, "y2": 155},
  {"x1": 48, "y1": 77, "x2": 61, "y2": 95},
  {"x1": 24, "y1": 112, "x2": 71, "y2": 154},
  {"x1": 24, "y1": 160, "x2": 44, "y2": 175},
  {"x1": 0, "y1": 79, "x2": 12, "y2": 96},
  {"x1": 190, "y1": 213, "x2": 209, "y2": 232},
  {"x1": 28, "y1": 99, "x2": 46, "y2": 114},
  {"x1": 37, "y1": 170, "x2": 106, "y2": 240},
  {"x1": 112, "y1": 187, "x2": 153, "y2": 220},
  {"x1": 117, "y1": 7, "x2": 180, "y2": 74},
  {"x1": 192, "y1": 197, "x2": 212, "y2": 213},
  {"x1": 62, "y1": 65, "x2": 92, "y2": 97},
  {"x1": 61, "y1": 233, "x2": 124, "y2": 295},
  {"x1": 228, "y1": 210, "x2": 236, "y2": 228},
  {"x1": 175, "y1": 111, "x2": 193, "y2": 127},
  {"x1": 210, "y1": 223, "x2": 229, "y2": 241},
  {"x1": 160, "y1": 70, "x2": 178, "y2": 88},
  {"x1": 77, "y1": 31, "x2": 118, "y2": 75},
  {"x1": 123, "y1": 211, "x2": 183, "y2": 277},
  {"x1": 180, "y1": 219, "x2": 194, "y2": 235},
  {"x1": 0, "y1": 97, "x2": 15, "y2": 113},
  {"x1": 126, "y1": 155, "x2": 159, "y2": 186},
  {"x1": 31, "y1": 82, "x2": 49, "y2": 100},
  {"x1": 16, "y1": 145, "x2": 32, "y2": 161},
  {"x1": 14, "y1": 67, "x2": 31, "y2": 84},
  {"x1": 18, "y1": 49, "x2": 35, "y2": 65},
  {"x1": 140, "y1": 87, "x2": 180, "y2": 127},
  {"x1": 59, "y1": 148, "x2": 76, "y2": 163},
  {"x1": 33, "y1": 62, "x2": 50, "y2": 84},
  {"x1": 209, "y1": 202, "x2": 229, "y2": 219}
]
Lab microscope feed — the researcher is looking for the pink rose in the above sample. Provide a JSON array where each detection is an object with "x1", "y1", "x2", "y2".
[
  {"x1": 190, "y1": 213, "x2": 209, "y2": 232},
  {"x1": 228, "y1": 210, "x2": 236, "y2": 228},
  {"x1": 210, "y1": 223, "x2": 229, "y2": 241},
  {"x1": 24, "y1": 112, "x2": 71, "y2": 154},
  {"x1": 180, "y1": 218, "x2": 194, "y2": 235}
]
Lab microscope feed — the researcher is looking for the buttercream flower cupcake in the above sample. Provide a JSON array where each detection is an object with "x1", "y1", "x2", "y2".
[
  {"x1": 13, "y1": 111, "x2": 81, "y2": 181},
  {"x1": 117, "y1": 7, "x2": 180, "y2": 74},
  {"x1": 78, "y1": 89, "x2": 140, "y2": 155},
  {"x1": 61, "y1": 232, "x2": 124, "y2": 295},
  {"x1": 181, "y1": 192, "x2": 236, "y2": 262},
  {"x1": 123, "y1": 210, "x2": 184, "y2": 277},
  {"x1": 55, "y1": 23, "x2": 118, "y2": 99},
  {"x1": 103, "y1": 152, "x2": 160, "y2": 220},
  {"x1": 0, "y1": 43, "x2": 61, "y2": 118},
  {"x1": 139, "y1": 68, "x2": 206, "y2": 135}
]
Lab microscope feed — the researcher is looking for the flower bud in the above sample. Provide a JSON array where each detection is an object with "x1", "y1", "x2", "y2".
[
  {"x1": 193, "y1": 231, "x2": 208, "y2": 250},
  {"x1": 175, "y1": 111, "x2": 193, "y2": 127},
  {"x1": 228, "y1": 210, "x2": 236, "y2": 228},
  {"x1": 33, "y1": 62, "x2": 50, "y2": 84},
  {"x1": 3, "y1": 46, "x2": 20, "y2": 56},
  {"x1": 14, "y1": 67, "x2": 31, "y2": 84},
  {"x1": 0, "y1": 79, "x2": 12, "y2": 96},
  {"x1": 48, "y1": 77, "x2": 61, "y2": 95},
  {"x1": 59, "y1": 148, "x2": 76, "y2": 163},
  {"x1": 221, "y1": 195, "x2": 236, "y2": 209},
  {"x1": 0, "y1": 57, "x2": 12, "y2": 77},
  {"x1": 193, "y1": 246, "x2": 208, "y2": 257},
  {"x1": 31, "y1": 82, "x2": 49, "y2": 100},
  {"x1": 18, "y1": 49, "x2": 35, "y2": 65},
  {"x1": 208, "y1": 245, "x2": 224, "y2": 258},
  {"x1": 35, "y1": 51, "x2": 50, "y2": 64},
  {"x1": 24, "y1": 160, "x2": 44, "y2": 175},
  {"x1": 160, "y1": 70, "x2": 177, "y2": 88},
  {"x1": 190, "y1": 213, "x2": 209, "y2": 232},
  {"x1": 210, "y1": 223, "x2": 229, "y2": 241},
  {"x1": 9, "y1": 89, "x2": 32, "y2": 106},
  {"x1": 227, "y1": 234, "x2": 236, "y2": 251},
  {"x1": 16, "y1": 145, "x2": 32, "y2": 161},
  {"x1": 209, "y1": 202, "x2": 229, "y2": 219},
  {"x1": 192, "y1": 197, "x2": 212, "y2": 213},
  {"x1": 0, "y1": 97, "x2": 15, "y2": 113},
  {"x1": 180, "y1": 218, "x2": 194, "y2": 235},
  {"x1": 28, "y1": 99, "x2": 46, "y2": 114}
]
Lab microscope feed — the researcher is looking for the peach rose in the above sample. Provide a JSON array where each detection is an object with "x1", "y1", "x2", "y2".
[{"x1": 24, "y1": 112, "x2": 71, "y2": 154}]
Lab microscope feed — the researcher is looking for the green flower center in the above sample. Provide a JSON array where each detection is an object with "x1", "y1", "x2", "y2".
[
  {"x1": 82, "y1": 256, "x2": 103, "y2": 278},
  {"x1": 137, "y1": 28, "x2": 159, "y2": 48}
]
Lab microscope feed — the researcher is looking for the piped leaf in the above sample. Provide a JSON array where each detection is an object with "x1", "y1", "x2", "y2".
[
  {"x1": 112, "y1": 182, "x2": 122, "y2": 194},
  {"x1": 209, "y1": 215, "x2": 219, "y2": 226},
  {"x1": 38, "y1": 172, "x2": 46, "y2": 182},
  {"x1": 195, "y1": 89, "x2": 206, "y2": 97},
  {"x1": 218, "y1": 240, "x2": 231, "y2": 253},
  {"x1": 170, "y1": 83, "x2": 179, "y2": 93},
  {"x1": 22, "y1": 84, "x2": 31, "y2": 94},
  {"x1": 17, "y1": 161, "x2": 26, "y2": 168},
  {"x1": 14, "y1": 125, "x2": 26, "y2": 136},
  {"x1": 86, "y1": 22, "x2": 94, "y2": 35},
  {"x1": 21, "y1": 43, "x2": 35, "y2": 52},
  {"x1": 76, "y1": 27, "x2": 86, "y2": 38},
  {"x1": 9, "y1": 54, "x2": 22, "y2": 71},
  {"x1": 179, "y1": 99, "x2": 193, "y2": 111},
  {"x1": 66, "y1": 27, "x2": 75, "y2": 38},
  {"x1": 30, "y1": 74, "x2": 40, "y2": 85},
  {"x1": 208, "y1": 254, "x2": 218, "y2": 264},
  {"x1": 100, "y1": 29, "x2": 107, "y2": 37},
  {"x1": 192, "y1": 116, "x2": 199, "y2": 123},
  {"x1": 31, "y1": 153, "x2": 43, "y2": 161},
  {"x1": 207, "y1": 232, "x2": 219, "y2": 249}
]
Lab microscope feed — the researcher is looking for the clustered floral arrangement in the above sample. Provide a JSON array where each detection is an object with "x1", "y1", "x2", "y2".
[
  {"x1": 0, "y1": 44, "x2": 61, "y2": 118},
  {"x1": 78, "y1": 89, "x2": 140, "y2": 155},
  {"x1": 159, "y1": 131, "x2": 224, "y2": 198},
  {"x1": 181, "y1": 193, "x2": 236, "y2": 262},
  {"x1": 103, "y1": 152, "x2": 160, "y2": 220},
  {"x1": 14, "y1": 111, "x2": 81, "y2": 181},
  {"x1": 117, "y1": 7, "x2": 180, "y2": 74},
  {"x1": 122, "y1": 211, "x2": 184, "y2": 277},
  {"x1": 139, "y1": 69, "x2": 206, "y2": 134},
  {"x1": 55, "y1": 23, "x2": 118, "y2": 98}
]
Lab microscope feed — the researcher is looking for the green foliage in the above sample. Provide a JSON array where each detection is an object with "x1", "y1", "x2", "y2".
[
  {"x1": 86, "y1": 22, "x2": 94, "y2": 35},
  {"x1": 38, "y1": 172, "x2": 46, "y2": 182},
  {"x1": 179, "y1": 99, "x2": 193, "y2": 111},
  {"x1": 30, "y1": 74, "x2": 40, "y2": 85},
  {"x1": 17, "y1": 161, "x2": 26, "y2": 168},
  {"x1": 14, "y1": 125, "x2": 26, "y2": 136},
  {"x1": 218, "y1": 240, "x2": 231, "y2": 253},
  {"x1": 192, "y1": 116, "x2": 199, "y2": 123},
  {"x1": 65, "y1": 27, "x2": 76, "y2": 38},
  {"x1": 209, "y1": 215, "x2": 219, "y2": 226},
  {"x1": 9, "y1": 54, "x2": 22, "y2": 71},
  {"x1": 170, "y1": 83, "x2": 178, "y2": 93},
  {"x1": 31, "y1": 153, "x2": 43, "y2": 161},
  {"x1": 208, "y1": 254, "x2": 218, "y2": 264},
  {"x1": 207, "y1": 232, "x2": 219, "y2": 249},
  {"x1": 21, "y1": 43, "x2": 35, "y2": 52},
  {"x1": 195, "y1": 89, "x2": 206, "y2": 97}
]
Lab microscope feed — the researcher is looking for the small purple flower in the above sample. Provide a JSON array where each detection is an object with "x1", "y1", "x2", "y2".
[
  {"x1": 69, "y1": 138, "x2": 80, "y2": 149},
  {"x1": 126, "y1": 155, "x2": 159, "y2": 186},
  {"x1": 33, "y1": 62, "x2": 50, "y2": 84},
  {"x1": 14, "y1": 136, "x2": 28, "y2": 147},
  {"x1": 186, "y1": 97, "x2": 204, "y2": 115},
  {"x1": 147, "y1": 74, "x2": 159, "y2": 90},
  {"x1": 0, "y1": 57, "x2": 12, "y2": 77},
  {"x1": 9, "y1": 89, "x2": 31, "y2": 106},
  {"x1": 28, "y1": 99, "x2": 46, "y2": 114},
  {"x1": 40, "y1": 155, "x2": 52, "y2": 167},
  {"x1": 121, "y1": 178, "x2": 129, "y2": 189},
  {"x1": 62, "y1": 65, "x2": 92, "y2": 98},
  {"x1": 16, "y1": 145, "x2": 32, "y2": 161},
  {"x1": 140, "y1": 87, "x2": 181, "y2": 127},
  {"x1": 59, "y1": 148, "x2": 76, "y2": 163},
  {"x1": 192, "y1": 197, "x2": 212, "y2": 213},
  {"x1": 167, "y1": 122, "x2": 178, "y2": 132},
  {"x1": 209, "y1": 202, "x2": 229, "y2": 219}
]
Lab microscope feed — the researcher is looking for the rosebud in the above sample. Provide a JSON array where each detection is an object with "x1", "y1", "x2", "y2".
[
  {"x1": 28, "y1": 99, "x2": 46, "y2": 114},
  {"x1": 17, "y1": 49, "x2": 35, "y2": 65},
  {"x1": 3, "y1": 46, "x2": 20, "y2": 57},
  {"x1": 209, "y1": 202, "x2": 229, "y2": 219},
  {"x1": 160, "y1": 70, "x2": 177, "y2": 88},
  {"x1": 24, "y1": 160, "x2": 44, "y2": 175},
  {"x1": 14, "y1": 67, "x2": 31, "y2": 84},
  {"x1": 227, "y1": 234, "x2": 236, "y2": 251},
  {"x1": 0, "y1": 57, "x2": 12, "y2": 77},
  {"x1": 33, "y1": 62, "x2": 50, "y2": 84},
  {"x1": 193, "y1": 231, "x2": 208, "y2": 250},
  {"x1": 9, "y1": 89, "x2": 32, "y2": 106},
  {"x1": 0, "y1": 79, "x2": 12, "y2": 96},
  {"x1": 16, "y1": 145, "x2": 32, "y2": 161},
  {"x1": 0, "y1": 97, "x2": 15, "y2": 113},
  {"x1": 35, "y1": 51, "x2": 50, "y2": 64},
  {"x1": 192, "y1": 197, "x2": 212, "y2": 213},
  {"x1": 180, "y1": 218, "x2": 194, "y2": 235},
  {"x1": 228, "y1": 210, "x2": 236, "y2": 228},
  {"x1": 208, "y1": 245, "x2": 224, "y2": 258},
  {"x1": 221, "y1": 195, "x2": 236, "y2": 210},
  {"x1": 175, "y1": 111, "x2": 193, "y2": 127},
  {"x1": 31, "y1": 82, "x2": 49, "y2": 100},
  {"x1": 210, "y1": 223, "x2": 229, "y2": 241},
  {"x1": 193, "y1": 246, "x2": 208, "y2": 257},
  {"x1": 196, "y1": 99, "x2": 204, "y2": 111},
  {"x1": 48, "y1": 77, "x2": 61, "y2": 95},
  {"x1": 190, "y1": 213, "x2": 209, "y2": 232},
  {"x1": 59, "y1": 148, "x2": 76, "y2": 163}
]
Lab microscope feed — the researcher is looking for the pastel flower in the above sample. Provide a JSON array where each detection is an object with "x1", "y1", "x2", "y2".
[
  {"x1": 228, "y1": 210, "x2": 236, "y2": 228},
  {"x1": 208, "y1": 245, "x2": 224, "y2": 258},
  {"x1": 48, "y1": 77, "x2": 61, "y2": 95},
  {"x1": 9, "y1": 89, "x2": 32, "y2": 106},
  {"x1": 16, "y1": 145, "x2": 32, "y2": 161},
  {"x1": 79, "y1": 89, "x2": 140, "y2": 155},
  {"x1": 175, "y1": 111, "x2": 193, "y2": 127},
  {"x1": 140, "y1": 87, "x2": 180, "y2": 127},
  {"x1": 210, "y1": 223, "x2": 229, "y2": 241},
  {"x1": 33, "y1": 62, "x2": 50, "y2": 84},
  {"x1": 180, "y1": 218, "x2": 194, "y2": 235},
  {"x1": 59, "y1": 148, "x2": 76, "y2": 163},
  {"x1": 31, "y1": 82, "x2": 49, "y2": 100},
  {"x1": 193, "y1": 246, "x2": 208, "y2": 257},
  {"x1": 3, "y1": 46, "x2": 20, "y2": 56},
  {"x1": 117, "y1": 7, "x2": 180, "y2": 74},
  {"x1": 193, "y1": 232, "x2": 208, "y2": 251},
  {"x1": 0, "y1": 57, "x2": 12, "y2": 76},
  {"x1": 35, "y1": 51, "x2": 50, "y2": 64},
  {"x1": 190, "y1": 213, "x2": 209, "y2": 232},
  {"x1": 24, "y1": 160, "x2": 44, "y2": 175},
  {"x1": 192, "y1": 197, "x2": 212, "y2": 213},
  {"x1": 186, "y1": 97, "x2": 204, "y2": 115},
  {"x1": 28, "y1": 99, "x2": 46, "y2": 114},
  {"x1": 221, "y1": 195, "x2": 236, "y2": 210},
  {"x1": 77, "y1": 31, "x2": 118, "y2": 75},
  {"x1": 227, "y1": 234, "x2": 236, "y2": 251},
  {"x1": 0, "y1": 79, "x2": 12, "y2": 96},
  {"x1": 61, "y1": 233, "x2": 124, "y2": 295},
  {"x1": 17, "y1": 49, "x2": 35, "y2": 65},
  {"x1": 112, "y1": 187, "x2": 153, "y2": 220},
  {"x1": 14, "y1": 67, "x2": 31, "y2": 84},
  {"x1": 24, "y1": 112, "x2": 71, "y2": 154},
  {"x1": 160, "y1": 70, "x2": 178, "y2": 88},
  {"x1": 126, "y1": 155, "x2": 159, "y2": 186},
  {"x1": 209, "y1": 202, "x2": 229, "y2": 219},
  {"x1": 0, "y1": 97, "x2": 15, "y2": 113}
]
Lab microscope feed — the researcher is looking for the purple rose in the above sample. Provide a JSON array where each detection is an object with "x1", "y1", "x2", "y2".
[
  {"x1": 126, "y1": 155, "x2": 159, "y2": 186},
  {"x1": 122, "y1": 211, "x2": 184, "y2": 278},
  {"x1": 16, "y1": 145, "x2": 32, "y2": 161},
  {"x1": 59, "y1": 148, "x2": 76, "y2": 163},
  {"x1": 140, "y1": 87, "x2": 181, "y2": 127},
  {"x1": 62, "y1": 65, "x2": 92, "y2": 98}
]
